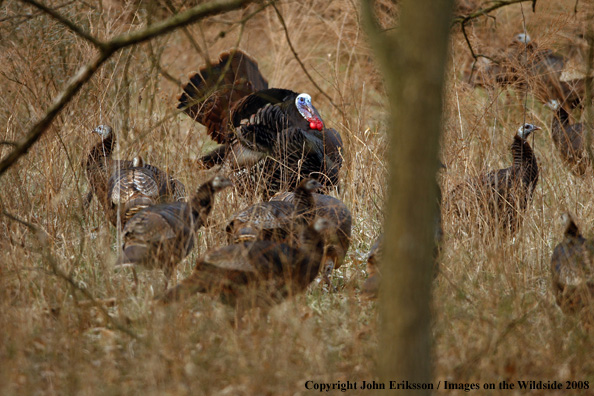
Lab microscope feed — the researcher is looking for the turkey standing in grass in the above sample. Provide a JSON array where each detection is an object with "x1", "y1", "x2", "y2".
[
  {"x1": 159, "y1": 218, "x2": 330, "y2": 314},
  {"x1": 477, "y1": 33, "x2": 587, "y2": 108},
  {"x1": 269, "y1": 190, "x2": 351, "y2": 288},
  {"x1": 177, "y1": 50, "x2": 343, "y2": 198},
  {"x1": 548, "y1": 100, "x2": 589, "y2": 176},
  {"x1": 551, "y1": 213, "x2": 594, "y2": 319},
  {"x1": 84, "y1": 126, "x2": 186, "y2": 227},
  {"x1": 116, "y1": 175, "x2": 232, "y2": 289},
  {"x1": 448, "y1": 123, "x2": 540, "y2": 234},
  {"x1": 226, "y1": 178, "x2": 321, "y2": 245}
]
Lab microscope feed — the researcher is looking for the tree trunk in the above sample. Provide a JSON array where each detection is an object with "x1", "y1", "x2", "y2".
[{"x1": 362, "y1": 0, "x2": 454, "y2": 392}]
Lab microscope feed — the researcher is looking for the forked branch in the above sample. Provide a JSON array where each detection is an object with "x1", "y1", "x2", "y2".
[{"x1": 0, "y1": 0, "x2": 261, "y2": 177}]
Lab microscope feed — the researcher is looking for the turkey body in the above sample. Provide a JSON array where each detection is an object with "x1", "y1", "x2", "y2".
[
  {"x1": 116, "y1": 176, "x2": 231, "y2": 287},
  {"x1": 160, "y1": 218, "x2": 328, "y2": 309},
  {"x1": 551, "y1": 214, "x2": 594, "y2": 317},
  {"x1": 177, "y1": 50, "x2": 343, "y2": 198},
  {"x1": 270, "y1": 190, "x2": 352, "y2": 276},
  {"x1": 477, "y1": 33, "x2": 587, "y2": 108},
  {"x1": 84, "y1": 125, "x2": 186, "y2": 227},
  {"x1": 226, "y1": 178, "x2": 320, "y2": 245},
  {"x1": 550, "y1": 103, "x2": 589, "y2": 175},
  {"x1": 448, "y1": 124, "x2": 540, "y2": 234}
]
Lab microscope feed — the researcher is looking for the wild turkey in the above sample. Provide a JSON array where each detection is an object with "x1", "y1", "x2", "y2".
[
  {"x1": 548, "y1": 100, "x2": 590, "y2": 175},
  {"x1": 84, "y1": 125, "x2": 186, "y2": 226},
  {"x1": 84, "y1": 125, "x2": 135, "y2": 213},
  {"x1": 361, "y1": 235, "x2": 383, "y2": 299},
  {"x1": 116, "y1": 175, "x2": 232, "y2": 288},
  {"x1": 159, "y1": 218, "x2": 330, "y2": 312},
  {"x1": 448, "y1": 123, "x2": 540, "y2": 234},
  {"x1": 551, "y1": 213, "x2": 594, "y2": 319},
  {"x1": 269, "y1": 190, "x2": 352, "y2": 288},
  {"x1": 177, "y1": 50, "x2": 343, "y2": 198},
  {"x1": 226, "y1": 178, "x2": 320, "y2": 246},
  {"x1": 477, "y1": 33, "x2": 585, "y2": 108}
]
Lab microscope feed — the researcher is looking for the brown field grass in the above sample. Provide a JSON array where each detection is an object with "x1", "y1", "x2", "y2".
[{"x1": 1, "y1": 0, "x2": 593, "y2": 394}]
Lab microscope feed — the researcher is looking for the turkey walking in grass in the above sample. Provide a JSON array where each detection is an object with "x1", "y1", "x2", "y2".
[
  {"x1": 159, "y1": 218, "x2": 330, "y2": 317},
  {"x1": 116, "y1": 175, "x2": 232, "y2": 289},
  {"x1": 448, "y1": 123, "x2": 540, "y2": 234}
]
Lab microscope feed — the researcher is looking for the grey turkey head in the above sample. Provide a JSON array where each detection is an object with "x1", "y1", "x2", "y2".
[
  {"x1": 517, "y1": 123, "x2": 541, "y2": 139},
  {"x1": 92, "y1": 125, "x2": 113, "y2": 140},
  {"x1": 295, "y1": 93, "x2": 324, "y2": 131}
]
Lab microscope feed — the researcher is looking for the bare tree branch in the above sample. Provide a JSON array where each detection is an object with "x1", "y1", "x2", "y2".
[
  {"x1": 20, "y1": 0, "x2": 104, "y2": 47},
  {"x1": 0, "y1": 0, "x2": 261, "y2": 178},
  {"x1": 451, "y1": 0, "x2": 536, "y2": 26}
]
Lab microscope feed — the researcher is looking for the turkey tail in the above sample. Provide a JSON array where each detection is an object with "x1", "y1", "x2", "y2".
[{"x1": 177, "y1": 50, "x2": 268, "y2": 144}]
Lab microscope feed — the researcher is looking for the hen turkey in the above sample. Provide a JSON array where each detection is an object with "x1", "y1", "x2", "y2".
[
  {"x1": 476, "y1": 33, "x2": 588, "y2": 108},
  {"x1": 270, "y1": 190, "x2": 351, "y2": 288},
  {"x1": 160, "y1": 218, "x2": 330, "y2": 313},
  {"x1": 84, "y1": 125, "x2": 186, "y2": 227},
  {"x1": 448, "y1": 123, "x2": 540, "y2": 234},
  {"x1": 548, "y1": 100, "x2": 590, "y2": 176},
  {"x1": 116, "y1": 175, "x2": 231, "y2": 288},
  {"x1": 177, "y1": 50, "x2": 343, "y2": 198},
  {"x1": 551, "y1": 213, "x2": 594, "y2": 319},
  {"x1": 226, "y1": 178, "x2": 320, "y2": 244}
]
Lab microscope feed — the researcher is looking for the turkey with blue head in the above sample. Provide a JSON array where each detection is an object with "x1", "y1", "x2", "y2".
[{"x1": 177, "y1": 50, "x2": 343, "y2": 199}]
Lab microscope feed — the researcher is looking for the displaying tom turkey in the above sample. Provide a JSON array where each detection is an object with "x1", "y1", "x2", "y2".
[
  {"x1": 84, "y1": 125, "x2": 186, "y2": 227},
  {"x1": 177, "y1": 49, "x2": 343, "y2": 198},
  {"x1": 476, "y1": 33, "x2": 587, "y2": 108},
  {"x1": 448, "y1": 123, "x2": 540, "y2": 234},
  {"x1": 551, "y1": 213, "x2": 594, "y2": 319},
  {"x1": 159, "y1": 218, "x2": 330, "y2": 314},
  {"x1": 547, "y1": 100, "x2": 590, "y2": 176},
  {"x1": 270, "y1": 190, "x2": 352, "y2": 288},
  {"x1": 116, "y1": 175, "x2": 232, "y2": 289}
]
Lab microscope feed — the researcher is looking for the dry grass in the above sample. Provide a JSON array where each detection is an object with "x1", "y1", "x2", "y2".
[{"x1": 1, "y1": 0, "x2": 593, "y2": 394}]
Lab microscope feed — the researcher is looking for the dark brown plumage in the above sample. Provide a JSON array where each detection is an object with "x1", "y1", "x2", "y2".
[
  {"x1": 551, "y1": 213, "x2": 594, "y2": 318},
  {"x1": 177, "y1": 50, "x2": 343, "y2": 198},
  {"x1": 270, "y1": 190, "x2": 352, "y2": 286},
  {"x1": 159, "y1": 218, "x2": 329, "y2": 310},
  {"x1": 448, "y1": 123, "x2": 540, "y2": 234},
  {"x1": 116, "y1": 176, "x2": 232, "y2": 288},
  {"x1": 226, "y1": 178, "x2": 321, "y2": 244},
  {"x1": 549, "y1": 101, "x2": 589, "y2": 175}
]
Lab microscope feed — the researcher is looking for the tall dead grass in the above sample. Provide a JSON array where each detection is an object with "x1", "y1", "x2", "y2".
[{"x1": 0, "y1": 0, "x2": 593, "y2": 394}]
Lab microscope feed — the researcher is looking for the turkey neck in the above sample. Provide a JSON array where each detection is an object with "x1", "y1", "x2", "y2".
[
  {"x1": 511, "y1": 135, "x2": 538, "y2": 187},
  {"x1": 565, "y1": 220, "x2": 582, "y2": 240},
  {"x1": 88, "y1": 133, "x2": 116, "y2": 171},
  {"x1": 293, "y1": 185, "x2": 316, "y2": 223},
  {"x1": 552, "y1": 107, "x2": 570, "y2": 140},
  {"x1": 189, "y1": 182, "x2": 215, "y2": 227},
  {"x1": 299, "y1": 225, "x2": 325, "y2": 281}
]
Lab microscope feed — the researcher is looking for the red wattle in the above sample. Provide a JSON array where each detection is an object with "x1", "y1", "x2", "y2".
[{"x1": 309, "y1": 121, "x2": 316, "y2": 130}]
